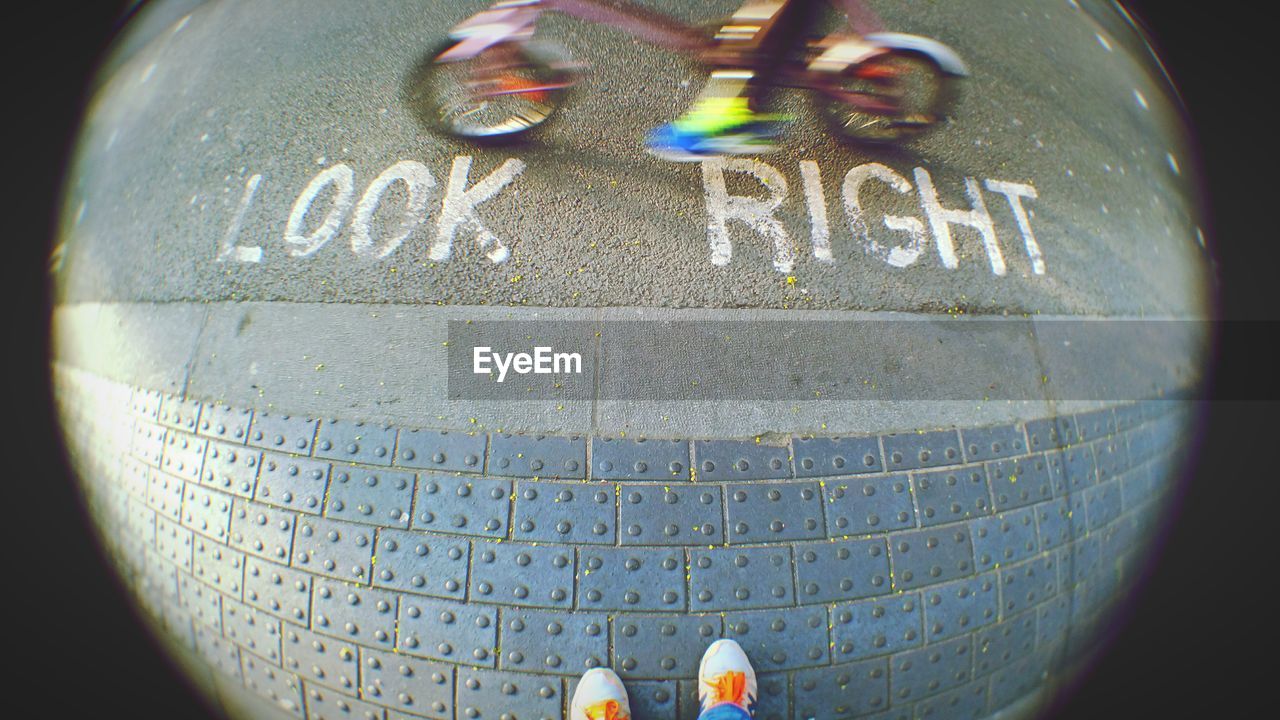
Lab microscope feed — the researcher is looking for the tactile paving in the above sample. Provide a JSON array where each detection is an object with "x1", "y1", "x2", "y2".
[
  {"x1": 960, "y1": 424, "x2": 1027, "y2": 463},
  {"x1": 613, "y1": 613, "x2": 722, "y2": 679},
  {"x1": 395, "y1": 428, "x2": 486, "y2": 473},
  {"x1": 794, "y1": 538, "x2": 890, "y2": 604},
  {"x1": 197, "y1": 402, "x2": 254, "y2": 443},
  {"x1": 302, "y1": 684, "x2": 385, "y2": 720},
  {"x1": 397, "y1": 595, "x2": 496, "y2": 666},
  {"x1": 1023, "y1": 418, "x2": 1064, "y2": 453},
  {"x1": 131, "y1": 420, "x2": 166, "y2": 467},
  {"x1": 999, "y1": 553, "x2": 1059, "y2": 618},
  {"x1": 619, "y1": 483, "x2": 723, "y2": 545},
  {"x1": 1085, "y1": 480, "x2": 1123, "y2": 532},
  {"x1": 147, "y1": 467, "x2": 185, "y2": 520},
  {"x1": 695, "y1": 439, "x2": 792, "y2": 480},
  {"x1": 312, "y1": 578, "x2": 397, "y2": 650},
  {"x1": 824, "y1": 475, "x2": 915, "y2": 536},
  {"x1": 179, "y1": 570, "x2": 223, "y2": 630},
  {"x1": 314, "y1": 419, "x2": 396, "y2": 466},
  {"x1": 727, "y1": 481, "x2": 825, "y2": 543},
  {"x1": 793, "y1": 435, "x2": 883, "y2": 477},
  {"x1": 193, "y1": 621, "x2": 243, "y2": 682},
  {"x1": 324, "y1": 468, "x2": 414, "y2": 529},
  {"x1": 973, "y1": 609, "x2": 1037, "y2": 677},
  {"x1": 913, "y1": 680, "x2": 988, "y2": 719},
  {"x1": 413, "y1": 473, "x2": 511, "y2": 539},
  {"x1": 570, "y1": 678, "x2": 676, "y2": 720},
  {"x1": 155, "y1": 514, "x2": 194, "y2": 571},
  {"x1": 911, "y1": 466, "x2": 991, "y2": 528},
  {"x1": 591, "y1": 437, "x2": 690, "y2": 480},
  {"x1": 576, "y1": 546, "x2": 686, "y2": 611},
  {"x1": 970, "y1": 507, "x2": 1038, "y2": 572},
  {"x1": 192, "y1": 534, "x2": 245, "y2": 597},
  {"x1": 1034, "y1": 497, "x2": 1072, "y2": 551},
  {"x1": 359, "y1": 647, "x2": 454, "y2": 719},
  {"x1": 833, "y1": 593, "x2": 923, "y2": 661},
  {"x1": 689, "y1": 545, "x2": 794, "y2": 611},
  {"x1": 1074, "y1": 407, "x2": 1116, "y2": 442},
  {"x1": 372, "y1": 528, "x2": 469, "y2": 600},
  {"x1": 248, "y1": 413, "x2": 319, "y2": 454},
  {"x1": 223, "y1": 597, "x2": 284, "y2": 664},
  {"x1": 162, "y1": 429, "x2": 208, "y2": 482},
  {"x1": 240, "y1": 650, "x2": 304, "y2": 718},
  {"x1": 793, "y1": 660, "x2": 889, "y2": 720},
  {"x1": 513, "y1": 480, "x2": 616, "y2": 544},
  {"x1": 256, "y1": 452, "x2": 329, "y2": 514},
  {"x1": 181, "y1": 482, "x2": 234, "y2": 542},
  {"x1": 230, "y1": 497, "x2": 296, "y2": 563},
  {"x1": 498, "y1": 607, "x2": 608, "y2": 674},
  {"x1": 921, "y1": 574, "x2": 999, "y2": 642},
  {"x1": 202, "y1": 439, "x2": 262, "y2": 498},
  {"x1": 283, "y1": 624, "x2": 361, "y2": 696},
  {"x1": 245, "y1": 556, "x2": 312, "y2": 624},
  {"x1": 470, "y1": 540, "x2": 575, "y2": 609},
  {"x1": 292, "y1": 515, "x2": 375, "y2": 583},
  {"x1": 725, "y1": 605, "x2": 830, "y2": 671},
  {"x1": 1092, "y1": 437, "x2": 1129, "y2": 484},
  {"x1": 889, "y1": 527, "x2": 975, "y2": 591},
  {"x1": 889, "y1": 635, "x2": 972, "y2": 703},
  {"x1": 986, "y1": 455, "x2": 1054, "y2": 511},
  {"x1": 489, "y1": 433, "x2": 586, "y2": 479},
  {"x1": 454, "y1": 667, "x2": 563, "y2": 720},
  {"x1": 882, "y1": 430, "x2": 963, "y2": 471}
]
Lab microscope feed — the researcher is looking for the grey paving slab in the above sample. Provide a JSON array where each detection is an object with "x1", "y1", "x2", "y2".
[
  {"x1": 825, "y1": 474, "x2": 916, "y2": 536},
  {"x1": 372, "y1": 528, "x2": 469, "y2": 600},
  {"x1": 163, "y1": 429, "x2": 208, "y2": 483},
  {"x1": 197, "y1": 403, "x2": 254, "y2": 443},
  {"x1": 912, "y1": 680, "x2": 988, "y2": 720},
  {"x1": 832, "y1": 593, "x2": 924, "y2": 662},
  {"x1": 695, "y1": 439, "x2": 793, "y2": 481},
  {"x1": 359, "y1": 647, "x2": 454, "y2": 719},
  {"x1": 986, "y1": 455, "x2": 1054, "y2": 512},
  {"x1": 489, "y1": 433, "x2": 586, "y2": 479},
  {"x1": 794, "y1": 660, "x2": 890, "y2": 720},
  {"x1": 394, "y1": 428, "x2": 486, "y2": 473},
  {"x1": 301, "y1": 684, "x2": 385, "y2": 720},
  {"x1": 1084, "y1": 480, "x2": 1123, "y2": 532},
  {"x1": 397, "y1": 595, "x2": 497, "y2": 667},
  {"x1": 181, "y1": 482, "x2": 234, "y2": 543},
  {"x1": 794, "y1": 538, "x2": 891, "y2": 604},
  {"x1": 689, "y1": 545, "x2": 795, "y2": 612},
  {"x1": 497, "y1": 607, "x2": 608, "y2": 675},
  {"x1": 257, "y1": 452, "x2": 329, "y2": 515},
  {"x1": 292, "y1": 515, "x2": 375, "y2": 583},
  {"x1": 513, "y1": 480, "x2": 616, "y2": 544},
  {"x1": 1023, "y1": 418, "x2": 1065, "y2": 454},
  {"x1": 911, "y1": 466, "x2": 992, "y2": 528},
  {"x1": 324, "y1": 467, "x2": 414, "y2": 529},
  {"x1": 973, "y1": 610, "x2": 1038, "y2": 678},
  {"x1": 1035, "y1": 593, "x2": 1071, "y2": 649},
  {"x1": 248, "y1": 413, "x2": 319, "y2": 455},
  {"x1": 159, "y1": 393, "x2": 203, "y2": 433},
  {"x1": 882, "y1": 431, "x2": 963, "y2": 472},
  {"x1": 412, "y1": 473, "x2": 510, "y2": 539},
  {"x1": 998, "y1": 553, "x2": 1059, "y2": 619},
  {"x1": 282, "y1": 624, "x2": 361, "y2": 697},
  {"x1": 179, "y1": 570, "x2": 224, "y2": 630},
  {"x1": 241, "y1": 650, "x2": 304, "y2": 718},
  {"x1": 203, "y1": 438, "x2": 262, "y2": 498},
  {"x1": 971, "y1": 507, "x2": 1039, "y2": 572},
  {"x1": 591, "y1": 437, "x2": 690, "y2": 481},
  {"x1": 1060, "y1": 444, "x2": 1097, "y2": 495},
  {"x1": 1092, "y1": 437, "x2": 1130, "y2": 485},
  {"x1": 620, "y1": 483, "x2": 723, "y2": 546},
  {"x1": 147, "y1": 467, "x2": 185, "y2": 521},
  {"x1": 454, "y1": 667, "x2": 563, "y2": 720},
  {"x1": 959, "y1": 424, "x2": 1027, "y2": 464},
  {"x1": 230, "y1": 496, "x2": 297, "y2": 564},
  {"x1": 315, "y1": 419, "x2": 396, "y2": 466},
  {"x1": 889, "y1": 635, "x2": 973, "y2": 704},
  {"x1": 223, "y1": 597, "x2": 284, "y2": 664},
  {"x1": 889, "y1": 527, "x2": 976, "y2": 591},
  {"x1": 613, "y1": 613, "x2": 722, "y2": 680},
  {"x1": 312, "y1": 579, "x2": 398, "y2": 651},
  {"x1": 793, "y1": 435, "x2": 884, "y2": 478},
  {"x1": 1074, "y1": 408, "x2": 1117, "y2": 443},
  {"x1": 726, "y1": 481, "x2": 825, "y2": 544},
  {"x1": 245, "y1": 556, "x2": 313, "y2": 625},
  {"x1": 191, "y1": 534, "x2": 245, "y2": 598},
  {"x1": 921, "y1": 574, "x2": 999, "y2": 643},
  {"x1": 1034, "y1": 498, "x2": 1072, "y2": 552},
  {"x1": 576, "y1": 546, "x2": 686, "y2": 612},
  {"x1": 132, "y1": 420, "x2": 166, "y2": 467},
  {"x1": 725, "y1": 605, "x2": 831, "y2": 672},
  {"x1": 469, "y1": 540, "x2": 575, "y2": 609},
  {"x1": 155, "y1": 514, "x2": 194, "y2": 572},
  {"x1": 194, "y1": 622, "x2": 243, "y2": 683}
]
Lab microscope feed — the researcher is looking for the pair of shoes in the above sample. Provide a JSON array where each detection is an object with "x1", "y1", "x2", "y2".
[
  {"x1": 645, "y1": 96, "x2": 784, "y2": 162},
  {"x1": 570, "y1": 639, "x2": 758, "y2": 719}
]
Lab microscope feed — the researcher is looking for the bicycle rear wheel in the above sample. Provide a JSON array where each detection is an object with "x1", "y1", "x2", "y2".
[
  {"x1": 819, "y1": 50, "x2": 955, "y2": 144},
  {"x1": 410, "y1": 40, "x2": 573, "y2": 141}
]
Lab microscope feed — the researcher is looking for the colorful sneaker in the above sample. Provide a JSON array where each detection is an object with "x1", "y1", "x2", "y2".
[
  {"x1": 646, "y1": 96, "x2": 783, "y2": 162},
  {"x1": 571, "y1": 667, "x2": 632, "y2": 720},
  {"x1": 698, "y1": 638, "x2": 758, "y2": 716}
]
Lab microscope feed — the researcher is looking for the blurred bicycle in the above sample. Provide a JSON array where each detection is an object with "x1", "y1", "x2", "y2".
[{"x1": 415, "y1": 0, "x2": 968, "y2": 159}]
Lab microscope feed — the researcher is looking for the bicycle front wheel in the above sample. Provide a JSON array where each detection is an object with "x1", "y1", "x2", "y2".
[{"x1": 819, "y1": 50, "x2": 955, "y2": 144}]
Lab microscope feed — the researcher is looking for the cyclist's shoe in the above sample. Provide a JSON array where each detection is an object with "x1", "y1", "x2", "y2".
[
  {"x1": 571, "y1": 668, "x2": 632, "y2": 720},
  {"x1": 698, "y1": 638, "x2": 758, "y2": 716},
  {"x1": 646, "y1": 96, "x2": 783, "y2": 162}
]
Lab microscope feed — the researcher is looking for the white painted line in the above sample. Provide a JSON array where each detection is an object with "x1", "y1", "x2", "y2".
[
  {"x1": 217, "y1": 173, "x2": 263, "y2": 263},
  {"x1": 430, "y1": 156, "x2": 524, "y2": 263},
  {"x1": 985, "y1": 179, "x2": 1046, "y2": 275},
  {"x1": 350, "y1": 161, "x2": 436, "y2": 259},
  {"x1": 914, "y1": 168, "x2": 1006, "y2": 275},
  {"x1": 701, "y1": 158, "x2": 795, "y2": 273},
  {"x1": 799, "y1": 161, "x2": 832, "y2": 263},
  {"x1": 842, "y1": 163, "x2": 926, "y2": 268},
  {"x1": 285, "y1": 164, "x2": 355, "y2": 257}
]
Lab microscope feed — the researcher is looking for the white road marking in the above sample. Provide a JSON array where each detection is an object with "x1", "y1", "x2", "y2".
[
  {"x1": 350, "y1": 160, "x2": 435, "y2": 259},
  {"x1": 843, "y1": 163, "x2": 927, "y2": 268},
  {"x1": 430, "y1": 156, "x2": 524, "y2": 263},
  {"x1": 701, "y1": 158, "x2": 795, "y2": 272},
  {"x1": 217, "y1": 173, "x2": 263, "y2": 263},
  {"x1": 985, "y1": 179, "x2": 1046, "y2": 275},
  {"x1": 284, "y1": 164, "x2": 355, "y2": 257},
  {"x1": 800, "y1": 161, "x2": 832, "y2": 263},
  {"x1": 914, "y1": 168, "x2": 1006, "y2": 275}
]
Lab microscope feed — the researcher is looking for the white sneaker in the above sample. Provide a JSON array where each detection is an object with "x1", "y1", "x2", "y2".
[
  {"x1": 570, "y1": 667, "x2": 632, "y2": 720},
  {"x1": 698, "y1": 638, "x2": 758, "y2": 716}
]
